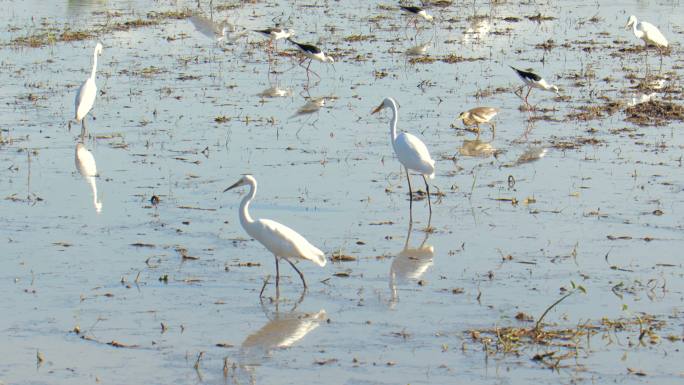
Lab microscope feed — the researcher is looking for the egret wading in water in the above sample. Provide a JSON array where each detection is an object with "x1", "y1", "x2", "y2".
[
  {"x1": 625, "y1": 15, "x2": 668, "y2": 69},
  {"x1": 625, "y1": 15, "x2": 668, "y2": 50},
  {"x1": 509, "y1": 66, "x2": 559, "y2": 108},
  {"x1": 75, "y1": 42, "x2": 103, "y2": 136},
  {"x1": 224, "y1": 175, "x2": 326, "y2": 292},
  {"x1": 287, "y1": 39, "x2": 334, "y2": 81},
  {"x1": 372, "y1": 97, "x2": 435, "y2": 222},
  {"x1": 456, "y1": 107, "x2": 499, "y2": 139}
]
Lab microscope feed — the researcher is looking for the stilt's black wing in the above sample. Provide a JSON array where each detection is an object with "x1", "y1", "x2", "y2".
[
  {"x1": 288, "y1": 39, "x2": 321, "y2": 54},
  {"x1": 400, "y1": 5, "x2": 422, "y2": 15},
  {"x1": 509, "y1": 66, "x2": 541, "y2": 81}
]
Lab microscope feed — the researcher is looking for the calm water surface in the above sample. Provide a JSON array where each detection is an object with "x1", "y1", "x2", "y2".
[{"x1": 1, "y1": 0, "x2": 683, "y2": 384}]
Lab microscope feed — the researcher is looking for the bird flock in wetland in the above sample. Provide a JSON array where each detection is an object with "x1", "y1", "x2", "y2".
[{"x1": 67, "y1": 2, "x2": 674, "y2": 294}]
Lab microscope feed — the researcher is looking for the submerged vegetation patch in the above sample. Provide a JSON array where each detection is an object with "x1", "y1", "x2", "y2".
[
  {"x1": 625, "y1": 100, "x2": 684, "y2": 126},
  {"x1": 9, "y1": 8, "x2": 192, "y2": 48},
  {"x1": 468, "y1": 313, "x2": 675, "y2": 371}
]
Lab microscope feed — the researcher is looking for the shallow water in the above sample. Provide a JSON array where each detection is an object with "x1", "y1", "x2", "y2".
[{"x1": 1, "y1": 0, "x2": 683, "y2": 384}]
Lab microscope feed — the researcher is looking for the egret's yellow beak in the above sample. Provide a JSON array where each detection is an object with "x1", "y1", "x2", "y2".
[{"x1": 371, "y1": 104, "x2": 383, "y2": 114}]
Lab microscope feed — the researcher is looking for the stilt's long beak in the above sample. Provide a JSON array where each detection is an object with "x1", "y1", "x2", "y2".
[{"x1": 223, "y1": 180, "x2": 242, "y2": 192}]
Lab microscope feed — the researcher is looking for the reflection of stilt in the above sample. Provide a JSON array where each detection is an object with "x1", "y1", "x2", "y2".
[
  {"x1": 514, "y1": 120, "x2": 535, "y2": 143},
  {"x1": 297, "y1": 58, "x2": 321, "y2": 85}
]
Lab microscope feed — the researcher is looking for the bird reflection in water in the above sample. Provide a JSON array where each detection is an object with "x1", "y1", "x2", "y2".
[
  {"x1": 389, "y1": 221, "x2": 434, "y2": 307},
  {"x1": 231, "y1": 292, "x2": 326, "y2": 384},
  {"x1": 405, "y1": 41, "x2": 431, "y2": 56},
  {"x1": 67, "y1": 0, "x2": 106, "y2": 15},
  {"x1": 75, "y1": 142, "x2": 102, "y2": 213},
  {"x1": 458, "y1": 139, "x2": 496, "y2": 158},
  {"x1": 258, "y1": 86, "x2": 293, "y2": 99},
  {"x1": 190, "y1": 11, "x2": 249, "y2": 44},
  {"x1": 294, "y1": 96, "x2": 327, "y2": 116},
  {"x1": 462, "y1": 17, "x2": 491, "y2": 45},
  {"x1": 515, "y1": 147, "x2": 548, "y2": 165}
]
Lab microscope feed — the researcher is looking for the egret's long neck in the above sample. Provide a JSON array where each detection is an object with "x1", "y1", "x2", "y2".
[
  {"x1": 87, "y1": 176, "x2": 102, "y2": 213},
  {"x1": 388, "y1": 101, "x2": 399, "y2": 142},
  {"x1": 632, "y1": 21, "x2": 641, "y2": 39},
  {"x1": 239, "y1": 181, "x2": 256, "y2": 228},
  {"x1": 90, "y1": 50, "x2": 99, "y2": 80}
]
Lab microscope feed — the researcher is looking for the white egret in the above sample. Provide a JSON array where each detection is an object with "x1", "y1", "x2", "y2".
[
  {"x1": 75, "y1": 143, "x2": 102, "y2": 213},
  {"x1": 372, "y1": 97, "x2": 435, "y2": 221},
  {"x1": 456, "y1": 107, "x2": 499, "y2": 139},
  {"x1": 74, "y1": 42, "x2": 103, "y2": 135},
  {"x1": 625, "y1": 15, "x2": 668, "y2": 50},
  {"x1": 509, "y1": 66, "x2": 559, "y2": 107},
  {"x1": 224, "y1": 175, "x2": 326, "y2": 291},
  {"x1": 287, "y1": 39, "x2": 334, "y2": 81}
]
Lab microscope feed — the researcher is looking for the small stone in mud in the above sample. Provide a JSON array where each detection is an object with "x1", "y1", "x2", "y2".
[{"x1": 515, "y1": 312, "x2": 534, "y2": 322}]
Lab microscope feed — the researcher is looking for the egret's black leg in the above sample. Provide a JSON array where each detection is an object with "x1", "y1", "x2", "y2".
[
  {"x1": 284, "y1": 258, "x2": 307, "y2": 289},
  {"x1": 406, "y1": 167, "x2": 413, "y2": 223},
  {"x1": 274, "y1": 255, "x2": 280, "y2": 289},
  {"x1": 422, "y1": 175, "x2": 432, "y2": 218}
]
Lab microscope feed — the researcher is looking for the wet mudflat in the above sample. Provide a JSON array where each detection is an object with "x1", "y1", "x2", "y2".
[{"x1": 1, "y1": 0, "x2": 683, "y2": 384}]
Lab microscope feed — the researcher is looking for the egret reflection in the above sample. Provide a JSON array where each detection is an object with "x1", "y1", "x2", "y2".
[
  {"x1": 75, "y1": 142, "x2": 102, "y2": 213},
  {"x1": 232, "y1": 294, "x2": 326, "y2": 384},
  {"x1": 390, "y1": 222, "x2": 434, "y2": 306},
  {"x1": 459, "y1": 139, "x2": 496, "y2": 158}
]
